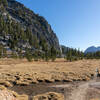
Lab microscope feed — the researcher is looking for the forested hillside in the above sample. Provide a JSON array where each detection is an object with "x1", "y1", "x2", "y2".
[{"x1": 0, "y1": 0, "x2": 60, "y2": 61}]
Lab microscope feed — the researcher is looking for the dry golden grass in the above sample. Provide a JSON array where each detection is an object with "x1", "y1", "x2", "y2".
[
  {"x1": 90, "y1": 99, "x2": 100, "y2": 100},
  {"x1": 0, "y1": 58, "x2": 100, "y2": 85},
  {"x1": 0, "y1": 58, "x2": 100, "y2": 100},
  {"x1": 33, "y1": 92, "x2": 64, "y2": 100}
]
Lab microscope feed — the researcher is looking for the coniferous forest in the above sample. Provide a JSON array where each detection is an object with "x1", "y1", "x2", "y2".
[
  {"x1": 0, "y1": 0, "x2": 60, "y2": 61},
  {"x1": 0, "y1": 12, "x2": 58, "y2": 61}
]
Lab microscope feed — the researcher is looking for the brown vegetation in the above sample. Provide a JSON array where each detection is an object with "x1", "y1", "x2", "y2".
[
  {"x1": 0, "y1": 58, "x2": 100, "y2": 100},
  {"x1": 0, "y1": 85, "x2": 64, "y2": 100},
  {"x1": 0, "y1": 58, "x2": 99, "y2": 86}
]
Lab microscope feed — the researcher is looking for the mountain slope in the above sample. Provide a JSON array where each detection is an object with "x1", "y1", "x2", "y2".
[
  {"x1": 0, "y1": 0, "x2": 60, "y2": 54},
  {"x1": 85, "y1": 46, "x2": 100, "y2": 53}
]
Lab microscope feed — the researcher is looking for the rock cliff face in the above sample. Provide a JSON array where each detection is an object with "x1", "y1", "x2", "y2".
[{"x1": 0, "y1": 0, "x2": 60, "y2": 52}]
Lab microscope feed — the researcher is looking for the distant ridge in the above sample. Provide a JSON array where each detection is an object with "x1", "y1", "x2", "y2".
[{"x1": 85, "y1": 46, "x2": 100, "y2": 53}]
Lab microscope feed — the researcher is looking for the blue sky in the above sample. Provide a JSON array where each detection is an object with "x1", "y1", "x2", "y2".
[{"x1": 17, "y1": 0, "x2": 100, "y2": 51}]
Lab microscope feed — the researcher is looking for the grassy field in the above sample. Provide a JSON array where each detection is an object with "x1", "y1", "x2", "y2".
[
  {"x1": 0, "y1": 58, "x2": 100, "y2": 100},
  {"x1": 0, "y1": 58, "x2": 100, "y2": 86}
]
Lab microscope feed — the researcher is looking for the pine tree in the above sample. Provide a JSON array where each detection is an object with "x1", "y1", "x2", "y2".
[
  {"x1": 66, "y1": 49, "x2": 72, "y2": 62},
  {"x1": 33, "y1": 51, "x2": 39, "y2": 61},
  {"x1": 25, "y1": 49, "x2": 33, "y2": 62},
  {"x1": 50, "y1": 46, "x2": 57, "y2": 62}
]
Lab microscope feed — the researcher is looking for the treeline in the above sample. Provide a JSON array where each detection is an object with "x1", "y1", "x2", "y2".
[
  {"x1": 0, "y1": 44, "x2": 58, "y2": 62},
  {"x1": 25, "y1": 46, "x2": 58, "y2": 62},
  {"x1": 65, "y1": 48, "x2": 100, "y2": 61},
  {"x1": 65, "y1": 48, "x2": 84, "y2": 61},
  {"x1": 84, "y1": 51, "x2": 100, "y2": 59}
]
